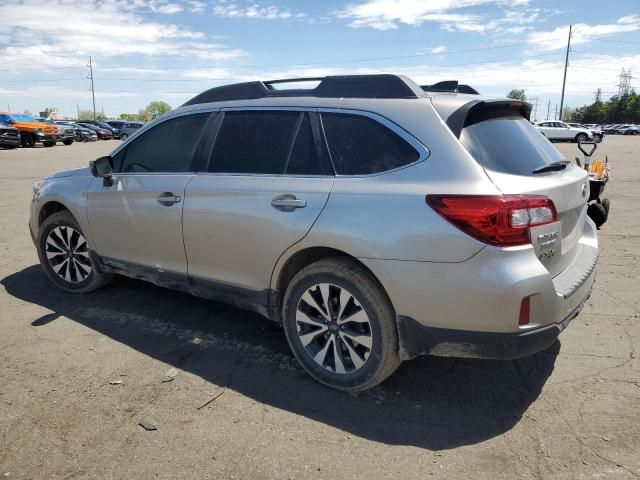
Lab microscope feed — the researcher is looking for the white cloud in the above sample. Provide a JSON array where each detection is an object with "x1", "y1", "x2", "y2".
[
  {"x1": 336, "y1": 0, "x2": 504, "y2": 30},
  {"x1": 212, "y1": 2, "x2": 302, "y2": 20},
  {"x1": 430, "y1": 46, "x2": 446, "y2": 54},
  {"x1": 528, "y1": 15, "x2": 640, "y2": 51},
  {"x1": 0, "y1": 0, "x2": 246, "y2": 69},
  {"x1": 187, "y1": 0, "x2": 207, "y2": 13}
]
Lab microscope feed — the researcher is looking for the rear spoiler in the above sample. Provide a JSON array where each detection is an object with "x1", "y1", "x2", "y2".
[{"x1": 445, "y1": 100, "x2": 532, "y2": 138}]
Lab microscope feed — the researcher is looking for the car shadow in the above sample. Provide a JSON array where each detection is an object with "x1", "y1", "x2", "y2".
[{"x1": 1, "y1": 265, "x2": 559, "y2": 450}]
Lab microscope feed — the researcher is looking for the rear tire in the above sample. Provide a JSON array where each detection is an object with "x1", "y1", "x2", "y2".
[
  {"x1": 593, "y1": 134, "x2": 602, "y2": 143},
  {"x1": 282, "y1": 257, "x2": 400, "y2": 392},
  {"x1": 37, "y1": 211, "x2": 112, "y2": 293},
  {"x1": 121, "y1": 133, "x2": 129, "y2": 140},
  {"x1": 62, "y1": 139, "x2": 73, "y2": 145}
]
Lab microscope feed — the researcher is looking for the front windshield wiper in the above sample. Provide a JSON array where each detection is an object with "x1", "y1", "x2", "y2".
[{"x1": 532, "y1": 160, "x2": 571, "y2": 174}]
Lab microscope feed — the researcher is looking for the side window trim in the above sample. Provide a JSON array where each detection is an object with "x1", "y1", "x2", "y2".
[
  {"x1": 200, "y1": 107, "x2": 335, "y2": 177},
  {"x1": 317, "y1": 108, "x2": 430, "y2": 177},
  {"x1": 111, "y1": 110, "x2": 215, "y2": 175},
  {"x1": 282, "y1": 112, "x2": 304, "y2": 174}
]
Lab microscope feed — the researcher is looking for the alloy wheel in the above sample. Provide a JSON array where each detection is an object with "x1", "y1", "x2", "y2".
[
  {"x1": 295, "y1": 283, "x2": 373, "y2": 374},
  {"x1": 45, "y1": 226, "x2": 92, "y2": 283}
]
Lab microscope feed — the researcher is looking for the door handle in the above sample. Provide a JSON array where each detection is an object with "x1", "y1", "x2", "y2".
[
  {"x1": 157, "y1": 193, "x2": 182, "y2": 206},
  {"x1": 271, "y1": 195, "x2": 306, "y2": 211}
]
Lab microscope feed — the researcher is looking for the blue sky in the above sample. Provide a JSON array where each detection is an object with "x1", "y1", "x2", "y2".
[{"x1": 1, "y1": 0, "x2": 639, "y2": 120}]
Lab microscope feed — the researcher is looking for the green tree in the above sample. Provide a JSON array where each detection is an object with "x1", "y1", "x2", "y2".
[
  {"x1": 119, "y1": 113, "x2": 138, "y2": 121},
  {"x1": 138, "y1": 101, "x2": 172, "y2": 121},
  {"x1": 507, "y1": 89, "x2": 527, "y2": 102},
  {"x1": 77, "y1": 110, "x2": 106, "y2": 121}
]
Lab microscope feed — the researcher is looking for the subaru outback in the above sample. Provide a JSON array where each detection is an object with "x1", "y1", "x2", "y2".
[{"x1": 29, "y1": 75, "x2": 597, "y2": 391}]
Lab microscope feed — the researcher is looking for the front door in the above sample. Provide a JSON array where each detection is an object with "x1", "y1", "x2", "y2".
[{"x1": 87, "y1": 113, "x2": 211, "y2": 275}]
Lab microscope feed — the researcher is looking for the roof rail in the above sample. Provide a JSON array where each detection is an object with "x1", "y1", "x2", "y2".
[
  {"x1": 421, "y1": 81, "x2": 480, "y2": 95},
  {"x1": 182, "y1": 74, "x2": 426, "y2": 106}
]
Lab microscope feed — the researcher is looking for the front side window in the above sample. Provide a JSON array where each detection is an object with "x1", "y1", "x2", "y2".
[
  {"x1": 320, "y1": 113, "x2": 420, "y2": 175},
  {"x1": 117, "y1": 114, "x2": 208, "y2": 173}
]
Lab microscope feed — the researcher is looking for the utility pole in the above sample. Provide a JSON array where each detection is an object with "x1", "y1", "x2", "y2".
[
  {"x1": 546, "y1": 100, "x2": 551, "y2": 120},
  {"x1": 88, "y1": 56, "x2": 96, "y2": 121},
  {"x1": 554, "y1": 104, "x2": 558, "y2": 120},
  {"x1": 559, "y1": 25, "x2": 572, "y2": 123},
  {"x1": 77, "y1": 104, "x2": 80, "y2": 119},
  {"x1": 530, "y1": 97, "x2": 539, "y2": 121}
]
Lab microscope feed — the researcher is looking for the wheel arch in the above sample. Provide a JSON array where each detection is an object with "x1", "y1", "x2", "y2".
[
  {"x1": 272, "y1": 246, "x2": 395, "y2": 317},
  {"x1": 38, "y1": 200, "x2": 72, "y2": 226}
]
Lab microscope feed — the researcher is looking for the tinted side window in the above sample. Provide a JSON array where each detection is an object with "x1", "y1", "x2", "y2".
[
  {"x1": 119, "y1": 114, "x2": 208, "y2": 173},
  {"x1": 208, "y1": 111, "x2": 299, "y2": 174},
  {"x1": 285, "y1": 113, "x2": 332, "y2": 176},
  {"x1": 321, "y1": 113, "x2": 420, "y2": 175}
]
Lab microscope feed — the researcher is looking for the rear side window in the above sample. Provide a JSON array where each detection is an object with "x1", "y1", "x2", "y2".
[
  {"x1": 460, "y1": 111, "x2": 565, "y2": 176},
  {"x1": 321, "y1": 113, "x2": 420, "y2": 175},
  {"x1": 208, "y1": 111, "x2": 331, "y2": 175},
  {"x1": 118, "y1": 114, "x2": 208, "y2": 173}
]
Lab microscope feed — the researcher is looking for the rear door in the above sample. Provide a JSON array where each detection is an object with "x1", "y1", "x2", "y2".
[
  {"x1": 458, "y1": 107, "x2": 590, "y2": 276},
  {"x1": 182, "y1": 109, "x2": 334, "y2": 297}
]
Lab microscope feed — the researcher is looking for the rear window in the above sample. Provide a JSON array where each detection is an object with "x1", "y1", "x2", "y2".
[
  {"x1": 321, "y1": 113, "x2": 420, "y2": 175},
  {"x1": 460, "y1": 111, "x2": 565, "y2": 176}
]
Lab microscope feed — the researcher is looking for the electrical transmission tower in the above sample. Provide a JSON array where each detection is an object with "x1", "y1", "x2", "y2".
[{"x1": 617, "y1": 68, "x2": 633, "y2": 95}]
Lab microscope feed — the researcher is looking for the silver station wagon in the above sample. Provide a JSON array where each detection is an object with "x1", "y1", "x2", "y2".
[{"x1": 30, "y1": 75, "x2": 598, "y2": 391}]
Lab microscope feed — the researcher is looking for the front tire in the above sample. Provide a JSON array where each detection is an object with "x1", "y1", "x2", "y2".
[
  {"x1": 282, "y1": 258, "x2": 400, "y2": 392},
  {"x1": 62, "y1": 139, "x2": 73, "y2": 145},
  {"x1": 575, "y1": 133, "x2": 588, "y2": 143},
  {"x1": 21, "y1": 133, "x2": 36, "y2": 148},
  {"x1": 37, "y1": 211, "x2": 112, "y2": 293}
]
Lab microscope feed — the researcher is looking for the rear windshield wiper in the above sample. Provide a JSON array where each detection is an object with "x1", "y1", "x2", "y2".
[{"x1": 532, "y1": 160, "x2": 571, "y2": 174}]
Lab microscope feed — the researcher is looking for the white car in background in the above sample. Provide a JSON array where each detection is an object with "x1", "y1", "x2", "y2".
[
  {"x1": 567, "y1": 122, "x2": 604, "y2": 143},
  {"x1": 535, "y1": 121, "x2": 592, "y2": 143}
]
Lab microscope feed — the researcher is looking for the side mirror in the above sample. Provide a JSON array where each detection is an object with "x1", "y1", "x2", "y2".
[{"x1": 89, "y1": 156, "x2": 114, "y2": 186}]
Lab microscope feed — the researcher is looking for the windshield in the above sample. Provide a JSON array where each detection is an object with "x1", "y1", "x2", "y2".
[
  {"x1": 460, "y1": 113, "x2": 566, "y2": 176},
  {"x1": 98, "y1": 122, "x2": 112, "y2": 129},
  {"x1": 9, "y1": 113, "x2": 37, "y2": 122}
]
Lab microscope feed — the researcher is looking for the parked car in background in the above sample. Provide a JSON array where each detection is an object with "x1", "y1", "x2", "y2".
[
  {"x1": 0, "y1": 122, "x2": 20, "y2": 149},
  {"x1": 29, "y1": 74, "x2": 598, "y2": 391},
  {"x1": 78, "y1": 123, "x2": 113, "y2": 140},
  {"x1": 35, "y1": 119, "x2": 75, "y2": 146},
  {"x1": 0, "y1": 112, "x2": 58, "y2": 147},
  {"x1": 56, "y1": 121, "x2": 97, "y2": 142},
  {"x1": 118, "y1": 121, "x2": 144, "y2": 139},
  {"x1": 567, "y1": 122, "x2": 604, "y2": 143},
  {"x1": 603, "y1": 124, "x2": 623, "y2": 134},
  {"x1": 80, "y1": 120, "x2": 122, "y2": 139},
  {"x1": 534, "y1": 121, "x2": 592, "y2": 142},
  {"x1": 618, "y1": 125, "x2": 640, "y2": 135}
]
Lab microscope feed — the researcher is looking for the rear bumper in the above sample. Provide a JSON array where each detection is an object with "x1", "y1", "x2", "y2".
[
  {"x1": 361, "y1": 218, "x2": 598, "y2": 361},
  {"x1": 396, "y1": 284, "x2": 592, "y2": 360}
]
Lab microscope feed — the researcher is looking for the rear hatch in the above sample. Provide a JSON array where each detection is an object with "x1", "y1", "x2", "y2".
[{"x1": 438, "y1": 99, "x2": 590, "y2": 277}]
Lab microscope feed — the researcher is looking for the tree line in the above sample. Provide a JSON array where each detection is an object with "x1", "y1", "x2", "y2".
[
  {"x1": 507, "y1": 88, "x2": 640, "y2": 124},
  {"x1": 75, "y1": 101, "x2": 172, "y2": 122}
]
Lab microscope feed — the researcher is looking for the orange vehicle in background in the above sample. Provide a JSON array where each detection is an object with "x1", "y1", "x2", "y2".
[{"x1": 0, "y1": 112, "x2": 59, "y2": 147}]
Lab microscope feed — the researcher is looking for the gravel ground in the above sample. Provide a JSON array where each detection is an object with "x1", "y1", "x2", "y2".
[{"x1": 0, "y1": 137, "x2": 638, "y2": 479}]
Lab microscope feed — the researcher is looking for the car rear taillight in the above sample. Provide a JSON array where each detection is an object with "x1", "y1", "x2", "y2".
[{"x1": 426, "y1": 195, "x2": 557, "y2": 247}]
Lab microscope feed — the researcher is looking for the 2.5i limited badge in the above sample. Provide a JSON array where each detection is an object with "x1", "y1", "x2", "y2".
[{"x1": 537, "y1": 230, "x2": 559, "y2": 260}]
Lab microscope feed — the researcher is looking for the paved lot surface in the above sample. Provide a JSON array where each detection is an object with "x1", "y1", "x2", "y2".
[{"x1": 0, "y1": 137, "x2": 639, "y2": 479}]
